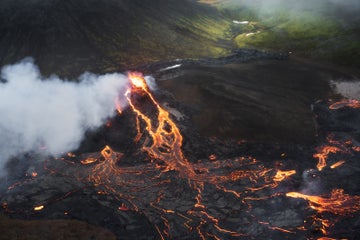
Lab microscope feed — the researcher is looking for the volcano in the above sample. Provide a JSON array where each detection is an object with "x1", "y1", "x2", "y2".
[
  {"x1": 1, "y1": 0, "x2": 360, "y2": 240},
  {"x1": 1, "y1": 71, "x2": 359, "y2": 239}
]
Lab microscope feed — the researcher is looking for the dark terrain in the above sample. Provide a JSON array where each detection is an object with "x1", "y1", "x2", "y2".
[
  {"x1": 0, "y1": 0, "x2": 360, "y2": 239},
  {"x1": 0, "y1": 0, "x2": 232, "y2": 77}
]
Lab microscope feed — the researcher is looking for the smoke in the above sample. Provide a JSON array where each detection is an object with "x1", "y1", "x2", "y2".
[
  {"x1": 144, "y1": 75, "x2": 158, "y2": 91},
  {"x1": 0, "y1": 58, "x2": 129, "y2": 174},
  {"x1": 301, "y1": 169, "x2": 322, "y2": 194},
  {"x1": 229, "y1": 0, "x2": 360, "y2": 18},
  {"x1": 331, "y1": 79, "x2": 360, "y2": 100},
  {"x1": 230, "y1": 0, "x2": 360, "y2": 9}
]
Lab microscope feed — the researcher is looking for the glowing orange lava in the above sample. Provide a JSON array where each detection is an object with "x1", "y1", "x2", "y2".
[
  {"x1": 353, "y1": 146, "x2": 360, "y2": 152},
  {"x1": 286, "y1": 189, "x2": 360, "y2": 215},
  {"x1": 80, "y1": 158, "x2": 98, "y2": 165},
  {"x1": 273, "y1": 170, "x2": 296, "y2": 183},
  {"x1": 101, "y1": 145, "x2": 113, "y2": 160},
  {"x1": 329, "y1": 99, "x2": 360, "y2": 110},
  {"x1": 330, "y1": 160, "x2": 345, "y2": 169},
  {"x1": 125, "y1": 72, "x2": 195, "y2": 176},
  {"x1": 287, "y1": 189, "x2": 360, "y2": 236},
  {"x1": 128, "y1": 72, "x2": 148, "y2": 89},
  {"x1": 123, "y1": 72, "x2": 250, "y2": 238},
  {"x1": 313, "y1": 146, "x2": 342, "y2": 171},
  {"x1": 4, "y1": 71, "x2": 360, "y2": 240},
  {"x1": 34, "y1": 205, "x2": 44, "y2": 211}
]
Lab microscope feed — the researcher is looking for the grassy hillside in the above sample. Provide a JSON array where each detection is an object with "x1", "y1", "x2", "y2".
[
  {"x1": 1, "y1": 0, "x2": 358, "y2": 76},
  {"x1": 210, "y1": 1, "x2": 360, "y2": 67},
  {"x1": 0, "y1": 0, "x2": 233, "y2": 76}
]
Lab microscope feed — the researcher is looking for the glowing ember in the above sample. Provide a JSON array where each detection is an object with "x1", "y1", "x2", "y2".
[
  {"x1": 101, "y1": 145, "x2": 113, "y2": 160},
  {"x1": 118, "y1": 203, "x2": 129, "y2": 211},
  {"x1": 81, "y1": 158, "x2": 98, "y2": 165},
  {"x1": 209, "y1": 154, "x2": 217, "y2": 161},
  {"x1": 34, "y1": 205, "x2": 44, "y2": 211},
  {"x1": 330, "y1": 160, "x2": 345, "y2": 169},
  {"x1": 273, "y1": 170, "x2": 296, "y2": 183},
  {"x1": 353, "y1": 146, "x2": 360, "y2": 152},
  {"x1": 115, "y1": 95, "x2": 123, "y2": 115},
  {"x1": 329, "y1": 99, "x2": 360, "y2": 110}
]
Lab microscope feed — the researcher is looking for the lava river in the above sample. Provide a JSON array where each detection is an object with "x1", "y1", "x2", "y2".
[{"x1": 1, "y1": 73, "x2": 360, "y2": 240}]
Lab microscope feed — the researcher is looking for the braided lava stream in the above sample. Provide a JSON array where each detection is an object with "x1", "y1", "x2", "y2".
[{"x1": 2, "y1": 73, "x2": 360, "y2": 240}]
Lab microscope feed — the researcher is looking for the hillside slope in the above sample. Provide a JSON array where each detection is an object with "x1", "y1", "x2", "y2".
[
  {"x1": 211, "y1": 0, "x2": 360, "y2": 67},
  {"x1": 0, "y1": 0, "x2": 232, "y2": 76}
]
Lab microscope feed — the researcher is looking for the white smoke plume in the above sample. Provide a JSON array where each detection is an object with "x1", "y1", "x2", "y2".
[
  {"x1": 144, "y1": 75, "x2": 158, "y2": 91},
  {"x1": 227, "y1": 0, "x2": 360, "y2": 17},
  {"x1": 0, "y1": 58, "x2": 129, "y2": 174}
]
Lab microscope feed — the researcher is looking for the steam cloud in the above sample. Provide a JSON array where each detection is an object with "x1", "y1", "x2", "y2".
[
  {"x1": 0, "y1": 58, "x2": 129, "y2": 174},
  {"x1": 230, "y1": 0, "x2": 360, "y2": 16}
]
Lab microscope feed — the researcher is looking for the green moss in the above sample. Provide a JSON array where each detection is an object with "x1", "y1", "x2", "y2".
[
  {"x1": 235, "y1": 31, "x2": 277, "y2": 48},
  {"x1": 230, "y1": 6, "x2": 360, "y2": 66}
]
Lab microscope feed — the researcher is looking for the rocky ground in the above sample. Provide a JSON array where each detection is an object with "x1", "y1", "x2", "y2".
[{"x1": 0, "y1": 214, "x2": 116, "y2": 240}]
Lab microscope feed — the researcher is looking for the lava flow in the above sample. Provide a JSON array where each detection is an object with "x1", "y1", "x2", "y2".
[
  {"x1": 124, "y1": 72, "x2": 195, "y2": 177},
  {"x1": 286, "y1": 189, "x2": 360, "y2": 215},
  {"x1": 329, "y1": 99, "x2": 360, "y2": 110},
  {"x1": 82, "y1": 73, "x2": 360, "y2": 239},
  {"x1": 313, "y1": 145, "x2": 342, "y2": 171},
  {"x1": 286, "y1": 189, "x2": 360, "y2": 235},
  {"x1": 311, "y1": 133, "x2": 360, "y2": 171},
  {"x1": 2, "y1": 73, "x2": 360, "y2": 240}
]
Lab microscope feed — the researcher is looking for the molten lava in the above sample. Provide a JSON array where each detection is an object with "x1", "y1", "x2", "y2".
[
  {"x1": 125, "y1": 72, "x2": 195, "y2": 176},
  {"x1": 273, "y1": 170, "x2": 296, "y2": 183},
  {"x1": 3, "y1": 72, "x2": 359, "y2": 240},
  {"x1": 34, "y1": 205, "x2": 44, "y2": 211},
  {"x1": 329, "y1": 99, "x2": 360, "y2": 110},
  {"x1": 286, "y1": 189, "x2": 360, "y2": 215},
  {"x1": 313, "y1": 146, "x2": 342, "y2": 171},
  {"x1": 330, "y1": 160, "x2": 345, "y2": 169},
  {"x1": 80, "y1": 158, "x2": 98, "y2": 165},
  {"x1": 287, "y1": 189, "x2": 360, "y2": 236}
]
